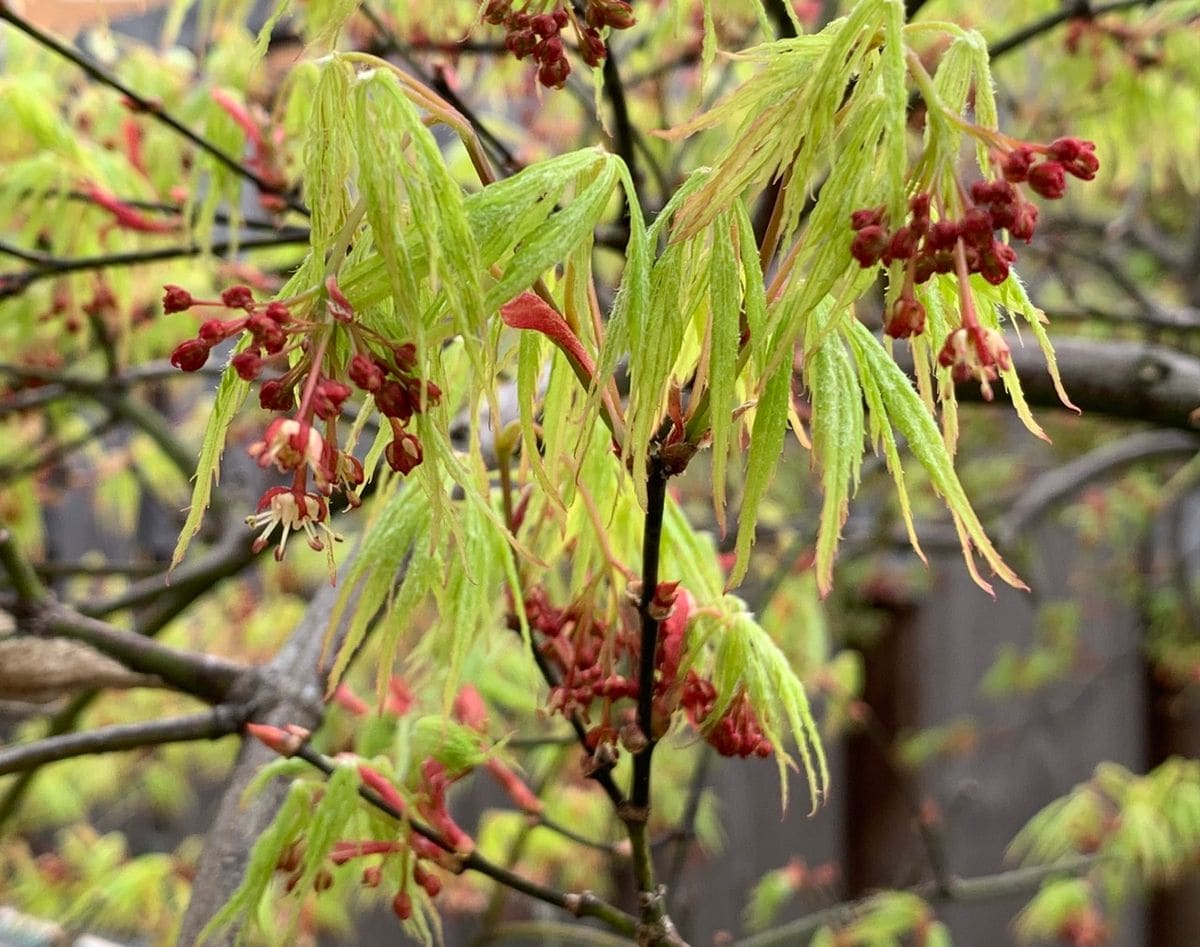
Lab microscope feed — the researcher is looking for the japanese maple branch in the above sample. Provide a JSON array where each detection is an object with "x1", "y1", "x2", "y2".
[
  {"x1": 0, "y1": 231, "x2": 309, "y2": 300},
  {"x1": 0, "y1": 529, "x2": 248, "y2": 704},
  {"x1": 0, "y1": 706, "x2": 246, "y2": 777},
  {"x1": 291, "y1": 742, "x2": 638, "y2": 937},
  {"x1": 734, "y1": 855, "x2": 1098, "y2": 947},
  {"x1": 0, "y1": 2, "x2": 306, "y2": 214},
  {"x1": 624, "y1": 454, "x2": 684, "y2": 944},
  {"x1": 988, "y1": 0, "x2": 1164, "y2": 62}
]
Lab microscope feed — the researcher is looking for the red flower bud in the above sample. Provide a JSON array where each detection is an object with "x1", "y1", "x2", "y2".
[
  {"x1": 1009, "y1": 200, "x2": 1039, "y2": 242},
  {"x1": 537, "y1": 56, "x2": 571, "y2": 89},
  {"x1": 162, "y1": 284, "x2": 194, "y2": 313},
  {"x1": 348, "y1": 353, "x2": 385, "y2": 392},
  {"x1": 978, "y1": 240, "x2": 1017, "y2": 286},
  {"x1": 385, "y1": 431, "x2": 424, "y2": 475},
  {"x1": 170, "y1": 338, "x2": 211, "y2": 372},
  {"x1": 505, "y1": 29, "x2": 539, "y2": 59},
  {"x1": 263, "y1": 301, "x2": 291, "y2": 324},
  {"x1": 259, "y1": 378, "x2": 295, "y2": 411},
  {"x1": 850, "y1": 225, "x2": 889, "y2": 267},
  {"x1": 885, "y1": 225, "x2": 919, "y2": 262},
  {"x1": 925, "y1": 219, "x2": 961, "y2": 253},
  {"x1": 247, "y1": 313, "x2": 286, "y2": 353},
  {"x1": 392, "y1": 890, "x2": 413, "y2": 921},
  {"x1": 313, "y1": 379, "x2": 353, "y2": 420},
  {"x1": 535, "y1": 35, "x2": 564, "y2": 63},
  {"x1": 960, "y1": 208, "x2": 994, "y2": 247},
  {"x1": 231, "y1": 351, "x2": 263, "y2": 380},
  {"x1": 1027, "y1": 161, "x2": 1067, "y2": 199},
  {"x1": 908, "y1": 192, "x2": 931, "y2": 223},
  {"x1": 579, "y1": 27, "x2": 607, "y2": 67},
  {"x1": 885, "y1": 297, "x2": 926, "y2": 339},
  {"x1": 587, "y1": 0, "x2": 636, "y2": 29},
  {"x1": 850, "y1": 206, "x2": 885, "y2": 231},
  {"x1": 220, "y1": 285, "x2": 255, "y2": 309},
  {"x1": 198, "y1": 318, "x2": 238, "y2": 343},
  {"x1": 530, "y1": 13, "x2": 559, "y2": 37},
  {"x1": 376, "y1": 380, "x2": 413, "y2": 420},
  {"x1": 362, "y1": 865, "x2": 383, "y2": 888},
  {"x1": 1001, "y1": 145, "x2": 1036, "y2": 183}
]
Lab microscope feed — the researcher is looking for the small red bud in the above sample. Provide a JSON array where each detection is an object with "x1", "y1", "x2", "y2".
[
  {"x1": 1027, "y1": 161, "x2": 1067, "y2": 199},
  {"x1": 1001, "y1": 145, "x2": 1036, "y2": 183},
  {"x1": 220, "y1": 285, "x2": 255, "y2": 309},
  {"x1": 530, "y1": 13, "x2": 559, "y2": 37},
  {"x1": 850, "y1": 225, "x2": 889, "y2": 267},
  {"x1": 162, "y1": 284, "x2": 194, "y2": 313},
  {"x1": 170, "y1": 338, "x2": 211, "y2": 372},
  {"x1": 850, "y1": 206, "x2": 885, "y2": 231},
  {"x1": 231, "y1": 351, "x2": 263, "y2": 380},
  {"x1": 885, "y1": 297, "x2": 926, "y2": 338},
  {"x1": 384, "y1": 432, "x2": 424, "y2": 475},
  {"x1": 392, "y1": 890, "x2": 413, "y2": 920},
  {"x1": 263, "y1": 301, "x2": 291, "y2": 323},
  {"x1": 537, "y1": 56, "x2": 571, "y2": 89},
  {"x1": 258, "y1": 378, "x2": 295, "y2": 411}
]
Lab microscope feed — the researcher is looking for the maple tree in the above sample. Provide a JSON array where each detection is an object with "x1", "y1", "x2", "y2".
[{"x1": 1, "y1": 1, "x2": 1199, "y2": 945}]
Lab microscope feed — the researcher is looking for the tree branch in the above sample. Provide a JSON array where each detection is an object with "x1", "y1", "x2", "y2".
[
  {"x1": 0, "y1": 231, "x2": 309, "y2": 300},
  {"x1": 734, "y1": 856, "x2": 1098, "y2": 947},
  {"x1": 290, "y1": 742, "x2": 639, "y2": 937},
  {"x1": 0, "y1": 706, "x2": 245, "y2": 777},
  {"x1": 892, "y1": 335, "x2": 1200, "y2": 433}
]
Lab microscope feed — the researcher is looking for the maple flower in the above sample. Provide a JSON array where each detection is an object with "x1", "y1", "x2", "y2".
[
  {"x1": 247, "y1": 418, "x2": 333, "y2": 490},
  {"x1": 245, "y1": 487, "x2": 338, "y2": 560}
]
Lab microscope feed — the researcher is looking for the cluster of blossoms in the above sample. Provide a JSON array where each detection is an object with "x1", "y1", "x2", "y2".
[
  {"x1": 515, "y1": 581, "x2": 773, "y2": 765},
  {"x1": 165, "y1": 279, "x2": 438, "y2": 561},
  {"x1": 483, "y1": 1, "x2": 635, "y2": 88},
  {"x1": 849, "y1": 135, "x2": 1097, "y2": 396}
]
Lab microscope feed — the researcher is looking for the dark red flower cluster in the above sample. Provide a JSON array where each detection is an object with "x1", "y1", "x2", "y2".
[
  {"x1": 514, "y1": 581, "x2": 774, "y2": 764},
  {"x1": 166, "y1": 277, "x2": 440, "y2": 561},
  {"x1": 483, "y1": 1, "x2": 634, "y2": 87},
  {"x1": 849, "y1": 136, "x2": 1097, "y2": 348}
]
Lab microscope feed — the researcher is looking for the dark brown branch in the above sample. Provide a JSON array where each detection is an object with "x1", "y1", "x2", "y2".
[
  {"x1": 34, "y1": 603, "x2": 248, "y2": 703},
  {"x1": 0, "y1": 4, "x2": 307, "y2": 215},
  {"x1": 0, "y1": 706, "x2": 245, "y2": 777},
  {"x1": 734, "y1": 856, "x2": 1098, "y2": 947},
  {"x1": 291, "y1": 742, "x2": 639, "y2": 936},
  {"x1": 892, "y1": 335, "x2": 1200, "y2": 433},
  {"x1": 997, "y1": 429, "x2": 1200, "y2": 547},
  {"x1": 0, "y1": 231, "x2": 309, "y2": 300},
  {"x1": 989, "y1": 0, "x2": 1165, "y2": 63}
]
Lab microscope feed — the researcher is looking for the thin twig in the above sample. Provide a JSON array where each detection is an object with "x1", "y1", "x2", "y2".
[
  {"x1": 0, "y1": 706, "x2": 246, "y2": 777},
  {"x1": 0, "y1": 231, "x2": 310, "y2": 299},
  {"x1": 292, "y1": 743, "x2": 638, "y2": 937},
  {"x1": 733, "y1": 856, "x2": 1098, "y2": 947}
]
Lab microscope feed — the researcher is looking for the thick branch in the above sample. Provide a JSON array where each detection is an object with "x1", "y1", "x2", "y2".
[
  {"x1": 35, "y1": 603, "x2": 247, "y2": 703},
  {"x1": 892, "y1": 335, "x2": 1200, "y2": 433},
  {"x1": 0, "y1": 706, "x2": 245, "y2": 777}
]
